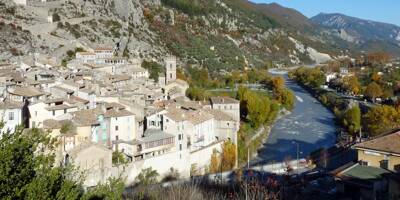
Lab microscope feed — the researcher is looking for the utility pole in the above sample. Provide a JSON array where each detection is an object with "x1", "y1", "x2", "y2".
[
  {"x1": 220, "y1": 149, "x2": 223, "y2": 184},
  {"x1": 296, "y1": 143, "x2": 299, "y2": 174},
  {"x1": 247, "y1": 148, "x2": 250, "y2": 169},
  {"x1": 246, "y1": 148, "x2": 249, "y2": 200},
  {"x1": 292, "y1": 141, "x2": 299, "y2": 173}
]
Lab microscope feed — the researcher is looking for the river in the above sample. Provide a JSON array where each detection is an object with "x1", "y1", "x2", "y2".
[{"x1": 251, "y1": 70, "x2": 337, "y2": 166}]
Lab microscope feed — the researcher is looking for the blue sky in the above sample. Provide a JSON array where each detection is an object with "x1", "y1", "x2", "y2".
[{"x1": 250, "y1": 0, "x2": 400, "y2": 26}]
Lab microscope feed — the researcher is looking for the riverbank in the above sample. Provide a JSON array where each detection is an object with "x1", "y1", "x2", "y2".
[
  {"x1": 248, "y1": 109, "x2": 291, "y2": 159},
  {"x1": 250, "y1": 76, "x2": 337, "y2": 165},
  {"x1": 238, "y1": 108, "x2": 291, "y2": 167}
]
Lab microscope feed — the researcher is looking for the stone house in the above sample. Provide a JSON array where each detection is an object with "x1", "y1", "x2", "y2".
[{"x1": 210, "y1": 96, "x2": 240, "y2": 122}]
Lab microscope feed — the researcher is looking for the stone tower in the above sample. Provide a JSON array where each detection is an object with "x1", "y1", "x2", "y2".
[{"x1": 165, "y1": 57, "x2": 176, "y2": 84}]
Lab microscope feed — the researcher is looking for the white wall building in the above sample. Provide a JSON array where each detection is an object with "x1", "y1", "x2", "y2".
[
  {"x1": 76, "y1": 52, "x2": 96, "y2": 63},
  {"x1": 210, "y1": 97, "x2": 240, "y2": 122},
  {"x1": 94, "y1": 48, "x2": 114, "y2": 59},
  {"x1": 29, "y1": 100, "x2": 78, "y2": 128},
  {"x1": 13, "y1": 0, "x2": 27, "y2": 6},
  {"x1": 105, "y1": 109, "x2": 136, "y2": 142},
  {"x1": 0, "y1": 101, "x2": 23, "y2": 134},
  {"x1": 165, "y1": 57, "x2": 177, "y2": 84}
]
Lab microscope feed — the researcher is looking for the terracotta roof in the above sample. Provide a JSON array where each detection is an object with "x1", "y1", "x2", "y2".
[
  {"x1": 11, "y1": 73, "x2": 24, "y2": 82},
  {"x1": 45, "y1": 104, "x2": 77, "y2": 111},
  {"x1": 179, "y1": 101, "x2": 204, "y2": 110},
  {"x1": 0, "y1": 100, "x2": 23, "y2": 109},
  {"x1": 164, "y1": 107, "x2": 188, "y2": 122},
  {"x1": 102, "y1": 102, "x2": 125, "y2": 110},
  {"x1": 44, "y1": 98, "x2": 67, "y2": 104},
  {"x1": 67, "y1": 141, "x2": 111, "y2": 158},
  {"x1": 354, "y1": 130, "x2": 400, "y2": 155},
  {"x1": 108, "y1": 74, "x2": 131, "y2": 83},
  {"x1": 210, "y1": 96, "x2": 239, "y2": 104},
  {"x1": 186, "y1": 110, "x2": 213, "y2": 125},
  {"x1": 71, "y1": 107, "x2": 103, "y2": 126},
  {"x1": 25, "y1": 78, "x2": 40, "y2": 85},
  {"x1": 104, "y1": 109, "x2": 134, "y2": 118},
  {"x1": 43, "y1": 119, "x2": 73, "y2": 129},
  {"x1": 206, "y1": 109, "x2": 237, "y2": 122},
  {"x1": 69, "y1": 95, "x2": 89, "y2": 104},
  {"x1": 43, "y1": 119, "x2": 62, "y2": 129},
  {"x1": 8, "y1": 86, "x2": 45, "y2": 97}
]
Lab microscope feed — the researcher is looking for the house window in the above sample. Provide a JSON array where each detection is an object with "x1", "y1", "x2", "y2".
[
  {"x1": 115, "y1": 126, "x2": 119, "y2": 131},
  {"x1": 230, "y1": 105, "x2": 232, "y2": 109},
  {"x1": 35, "y1": 111, "x2": 37, "y2": 116},
  {"x1": 116, "y1": 135, "x2": 119, "y2": 141},
  {"x1": 394, "y1": 164, "x2": 400, "y2": 172},
  {"x1": 8, "y1": 112, "x2": 14, "y2": 121},
  {"x1": 178, "y1": 134, "x2": 182, "y2": 140},
  {"x1": 52, "y1": 110, "x2": 55, "y2": 116},
  {"x1": 32, "y1": 121, "x2": 35, "y2": 128},
  {"x1": 179, "y1": 144, "x2": 182, "y2": 151},
  {"x1": 359, "y1": 160, "x2": 368, "y2": 166},
  {"x1": 380, "y1": 160, "x2": 389, "y2": 170},
  {"x1": 151, "y1": 121, "x2": 155, "y2": 126},
  {"x1": 170, "y1": 73, "x2": 172, "y2": 79},
  {"x1": 64, "y1": 109, "x2": 67, "y2": 114}
]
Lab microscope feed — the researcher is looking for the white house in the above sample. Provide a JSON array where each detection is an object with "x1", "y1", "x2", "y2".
[
  {"x1": 7, "y1": 86, "x2": 46, "y2": 103},
  {"x1": 29, "y1": 99, "x2": 78, "y2": 128},
  {"x1": 130, "y1": 67, "x2": 149, "y2": 79},
  {"x1": 326, "y1": 73, "x2": 337, "y2": 83},
  {"x1": 185, "y1": 111, "x2": 215, "y2": 150},
  {"x1": 206, "y1": 109, "x2": 239, "y2": 144},
  {"x1": 0, "y1": 101, "x2": 23, "y2": 134},
  {"x1": 146, "y1": 109, "x2": 165, "y2": 130},
  {"x1": 76, "y1": 52, "x2": 96, "y2": 63},
  {"x1": 104, "y1": 108, "x2": 136, "y2": 143},
  {"x1": 94, "y1": 47, "x2": 114, "y2": 59},
  {"x1": 209, "y1": 96, "x2": 240, "y2": 122}
]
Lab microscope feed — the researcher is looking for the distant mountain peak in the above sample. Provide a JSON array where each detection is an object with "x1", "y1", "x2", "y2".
[{"x1": 311, "y1": 13, "x2": 400, "y2": 47}]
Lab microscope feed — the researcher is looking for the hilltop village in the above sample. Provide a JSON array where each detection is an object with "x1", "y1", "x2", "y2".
[{"x1": 0, "y1": 45, "x2": 240, "y2": 186}]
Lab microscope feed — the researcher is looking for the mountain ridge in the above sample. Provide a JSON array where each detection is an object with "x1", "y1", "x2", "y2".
[
  {"x1": 311, "y1": 12, "x2": 400, "y2": 51},
  {"x1": 1, "y1": 0, "x2": 399, "y2": 70}
]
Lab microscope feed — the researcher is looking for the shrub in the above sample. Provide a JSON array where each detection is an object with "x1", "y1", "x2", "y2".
[
  {"x1": 52, "y1": 13, "x2": 61, "y2": 22},
  {"x1": 135, "y1": 167, "x2": 159, "y2": 186}
]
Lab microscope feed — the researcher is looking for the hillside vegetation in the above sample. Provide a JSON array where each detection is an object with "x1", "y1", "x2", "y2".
[{"x1": 1, "y1": 0, "x2": 344, "y2": 70}]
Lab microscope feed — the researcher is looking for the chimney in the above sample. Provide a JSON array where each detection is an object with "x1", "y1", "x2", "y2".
[{"x1": 100, "y1": 102, "x2": 107, "y2": 113}]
